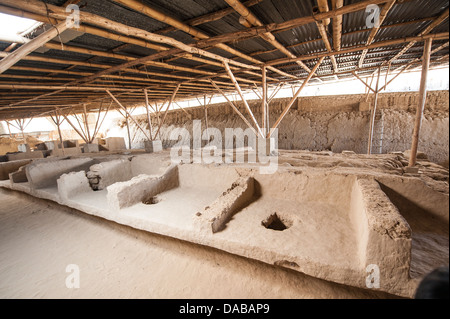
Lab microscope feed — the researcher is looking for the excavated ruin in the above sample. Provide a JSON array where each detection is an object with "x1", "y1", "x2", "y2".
[{"x1": 1, "y1": 148, "x2": 448, "y2": 298}]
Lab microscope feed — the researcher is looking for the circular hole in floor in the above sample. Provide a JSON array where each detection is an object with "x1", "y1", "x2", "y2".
[
  {"x1": 262, "y1": 213, "x2": 292, "y2": 231},
  {"x1": 143, "y1": 196, "x2": 161, "y2": 205}
]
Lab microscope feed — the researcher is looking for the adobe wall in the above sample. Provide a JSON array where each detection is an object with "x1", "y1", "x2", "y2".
[{"x1": 122, "y1": 91, "x2": 449, "y2": 165}]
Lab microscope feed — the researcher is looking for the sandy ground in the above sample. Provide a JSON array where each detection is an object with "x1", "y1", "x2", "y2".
[{"x1": 0, "y1": 188, "x2": 397, "y2": 299}]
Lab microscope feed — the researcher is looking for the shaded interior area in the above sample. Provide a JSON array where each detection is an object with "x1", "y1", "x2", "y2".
[{"x1": 378, "y1": 181, "x2": 449, "y2": 279}]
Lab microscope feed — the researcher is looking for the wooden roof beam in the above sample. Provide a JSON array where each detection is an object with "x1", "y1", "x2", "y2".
[
  {"x1": 223, "y1": 0, "x2": 314, "y2": 76},
  {"x1": 359, "y1": 1, "x2": 397, "y2": 68},
  {"x1": 111, "y1": 0, "x2": 297, "y2": 80},
  {"x1": 265, "y1": 32, "x2": 449, "y2": 67},
  {"x1": 0, "y1": 21, "x2": 69, "y2": 74},
  {"x1": 386, "y1": 8, "x2": 449, "y2": 66},
  {"x1": 157, "y1": 0, "x2": 264, "y2": 34}
]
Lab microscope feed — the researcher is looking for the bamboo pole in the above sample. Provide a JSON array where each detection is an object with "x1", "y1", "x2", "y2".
[
  {"x1": 268, "y1": 57, "x2": 324, "y2": 138},
  {"x1": 266, "y1": 32, "x2": 448, "y2": 66},
  {"x1": 106, "y1": 90, "x2": 151, "y2": 141},
  {"x1": 359, "y1": 1, "x2": 396, "y2": 68},
  {"x1": 61, "y1": 113, "x2": 89, "y2": 143},
  {"x1": 82, "y1": 104, "x2": 92, "y2": 144},
  {"x1": 409, "y1": 39, "x2": 433, "y2": 167},
  {"x1": 387, "y1": 9, "x2": 448, "y2": 66},
  {"x1": 0, "y1": 0, "x2": 260, "y2": 71},
  {"x1": 153, "y1": 84, "x2": 181, "y2": 140},
  {"x1": 52, "y1": 110, "x2": 66, "y2": 156},
  {"x1": 157, "y1": 0, "x2": 263, "y2": 34},
  {"x1": 261, "y1": 66, "x2": 268, "y2": 136},
  {"x1": 352, "y1": 71, "x2": 377, "y2": 93},
  {"x1": 223, "y1": 0, "x2": 313, "y2": 75},
  {"x1": 223, "y1": 62, "x2": 264, "y2": 138},
  {"x1": 204, "y1": 95, "x2": 209, "y2": 139},
  {"x1": 144, "y1": 89, "x2": 154, "y2": 141},
  {"x1": 314, "y1": 0, "x2": 338, "y2": 73},
  {"x1": 210, "y1": 80, "x2": 257, "y2": 136},
  {"x1": 331, "y1": 0, "x2": 344, "y2": 51},
  {"x1": 367, "y1": 67, "x2": 381, "y2": 155},
  {"x1": 6, "y1": 121, "x2": 12, "y2": 138}
]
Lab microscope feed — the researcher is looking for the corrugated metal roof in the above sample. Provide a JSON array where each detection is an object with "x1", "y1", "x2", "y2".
[{"x1": 0, "y1": 0, "x2": 448, "y2": 119}]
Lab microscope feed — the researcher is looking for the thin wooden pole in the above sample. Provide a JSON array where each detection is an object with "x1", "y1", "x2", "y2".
[
  {"x1": 223, "y1": 62, "x2": 264, "y2": 138},
  {"x1": 269, "y1": 57, "x2": 324, "y2": 138},
  {"x1": 262, "y1": 66, "x2": 268, "y2": 136},
  {"x1": 125, "y1": 113, "x2": 132, "y2": 149},
  {"x1": 82, "y1": 104, "x2": 92, "y2": 144},
  {"x1": 91, "y1": 102, "x2": 104, "y2": 143},
  {"x1": 106, "y1": 90, "x2": 151, "y2": 141},
  {"x1": 53, "y1": 110, "x2": 66, "y2": 156},
  {"x1": 204, "y1": 95, "x2": 209, "y2": 139},
  {"x1": 144, "y1": 89, "x2": 154, "y2": 141},
  {"x1": 409, "y1": 39, "x2": 433, "y2": 167},
  {"x1": 152, "y1": 84, "x2": 181, "y2": 139},
  {"x1": 0, "y1": 21, "x2": 70, "y2": 74},
  {"x1": 156, "y1": 102, "x2": 162, "y2": 140},
  {"x1": 368, "y1": 67, "x2": 382, "y2": 155},
  {"x1": 6, "y1": 121, "x2": 12, "y2": 138},
  {"x1": 210, "y1": 80, "x2": 257, "y2": 136},
  {"x1": 15, "y1": 119, "x2": 26, "y2": 143},
  {"x1": 352, "y1": 71, "x2": 376, "y2": 93},
  {"x1": 92, "y1": 101, "x2": 113, "y2": 140},
  {"x1": 61, "y1": 113, "x2": 89, "y2": 143}
]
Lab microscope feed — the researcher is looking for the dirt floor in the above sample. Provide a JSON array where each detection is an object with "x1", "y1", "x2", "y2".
[
  {"x1": 0, "y1": 148, "x2": 447, "y2": 299},
  {"x1": 0, "y1": 188, "x2": 398, "y2": 299}
]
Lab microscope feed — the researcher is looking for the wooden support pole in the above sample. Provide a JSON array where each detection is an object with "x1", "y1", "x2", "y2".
[
  {"x1": 331, "y1": 0, "x2": 344, "y2": 51},
  {"x1": 368, "y1": 67, "x2": 382, "y2": 155},
  {"x1": 91, "y1": 102, "x2": 104, "y2": 144},
  {"x1": 204, "y1": 95, "x2": 209, "y2": 138},
  {"x1": 210, "y1": 80, "x2": 257, "y2": 136},
  {"x1": 53, "y1": 110, "x2": 66, "y2": 156},
  {"x1": 156, "y1": 102, "x2": 163, "y2": 140},
  {"x1": 92, "y1": 101, "x2": 113, "y2": 141},
  {"x1": 262, "y1": 66, "x2": 268, "y2": 136},
  {"x1": 352, "y1": 71, "x2": 377, "y2": 93},
  {"x1": 15, "y1": 119, "x2": 26, "y2": 143},
  {"x1": 144, "y1": 89, "x2": 154, "y2": 141},
  {"x1": 409, "y1": 39, "x2": 432, "y2": 167},
  {"x1": 6, "y1": 121, "x2": 12, "y2": 138},
  {"x1": 0, "y1": 21, "x2": 70, "y2": 74},
  {"x1": 173, "y1": 102, "x2": 192, "y2": 119},
  {"x1": 82, "y1": 104, "x2": 92, "y2": 144},
  {"x1": 61, "y1": 113, "x2": 89, "y2": 143},
  {"x1": 223, "y1": 62, "x2": 264, "y2": 138},
  {"x1": 125, "y1": 113, "x2": 132, "y2": 150},
  {"x1": 269, "y1": 57, "x2": 324, "y2": 138},
  {"x1": 106, "y1": 90, "x2": 152, "y2": 141},
  {"x1": 152, "y1": 84, "x2": 181, "y2": 140}
]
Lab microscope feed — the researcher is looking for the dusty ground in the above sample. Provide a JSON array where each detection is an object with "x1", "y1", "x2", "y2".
[
  {"x1": 0, "y1": 149, "x2": 447, "y2": 299},
  {"x1": 0, "y1": 188, "x2": 397, "y2": 299}
]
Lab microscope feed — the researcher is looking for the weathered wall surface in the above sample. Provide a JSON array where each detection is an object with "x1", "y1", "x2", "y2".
[{"x1": 121, "y1": 91, "x2": 449, "y2": 164}]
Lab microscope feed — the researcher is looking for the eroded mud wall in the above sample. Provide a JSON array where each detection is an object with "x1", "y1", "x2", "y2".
[{"x1": 120, "y1": 91, "x2": 449, "y2": 164}]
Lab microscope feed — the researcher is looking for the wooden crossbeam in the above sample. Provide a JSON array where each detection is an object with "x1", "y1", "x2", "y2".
[
  {"x1": 269, "y1": 57, "x2": 325, "y2": 138},
  {"x1": 0, "y1": 21, "x2": 70, "y2": 74}
]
